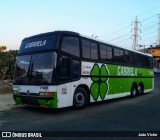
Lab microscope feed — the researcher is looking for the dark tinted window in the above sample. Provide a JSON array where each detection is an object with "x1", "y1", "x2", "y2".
[
  {"x1": 61, "y1": 36, "x2": 80, "y2": 57},
  {"x1": 107, "y1": 46, "x2": 113, "y2": 60},
  {"x1": 148, "y1": 57, "x2": 153, "y2": 68},
  {"x1": 134, "y1": 53, "x2": 141, "y2": 66},
  {"x1": 119, "y1": 49, "x2": 124, "y2": 63},
  {"x1": 125, "y1": 51, "x2": 129, "y2": 63},
  {"x1": 57, "y1": 56, "x2": 71, "y2": 78},
  {"x1": 114, "y1": 48, "x2": 124, "y2": 63},
  {"x1": 100, "y1": 44, "x2": 106, "y2": 59},
  {"x1": 142, "y1": 56, "x2": 153, "y2": 68},
  {"x1": 91, "y1": 42, "x2": 98, "y2": 60},
  {"x1": 82, "y1": 40, "x2": 90, "y2": 59},
  {"x1": 114, "y1": 48, "x2": 119, "y2": 62},
  {"x1": 30, "y1": 52, "x2": 55, "y2": 84},
  {"x1": 14, "y1": 52, "x2": 56, "y2": 85},
  {"x1": 14, "y1": 55, "x2": 31, "y2": 84},
  {"x1": 73, "y1": 60, "x2": 80, "y2": 79},
  {"x1": 100, "y1": 44, "x2": 112, "y2": 61},
  {"x1": 82, "y1": 39, "x2": 98, "y2": 60},
  {"x1": 126, "y1": 51, "x2": 134, "y2": 65},
  {"x1": 142, "y1": 56, "x2": 147, "y2": 67}
]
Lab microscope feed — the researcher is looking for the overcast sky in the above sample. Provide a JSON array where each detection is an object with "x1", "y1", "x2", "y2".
[{"x1": 1, "y1": 0, "x2": 160, "y2": 50}]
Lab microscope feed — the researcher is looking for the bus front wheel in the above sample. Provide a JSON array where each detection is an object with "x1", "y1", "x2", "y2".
[{"x1": 73, "y1": 88, "x2": 89, "y2": 109}]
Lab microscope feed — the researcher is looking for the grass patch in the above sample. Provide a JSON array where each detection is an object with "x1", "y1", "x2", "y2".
[{"x1": 0, "y1": 86, "x2": 13, "y2": 94}]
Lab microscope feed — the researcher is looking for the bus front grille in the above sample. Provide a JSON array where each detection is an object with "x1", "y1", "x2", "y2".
[{"x1": 21, "y1": 97, "x2": 39, "y2": 106}]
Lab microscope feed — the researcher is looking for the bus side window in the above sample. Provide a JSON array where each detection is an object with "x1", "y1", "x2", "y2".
[
  {"x1": 142, "y1": 56, "x2": 147, "y2": 67},
  {"x1": 91, "y1": 42, "x2": 98, "y2": 60},
  {"x1": 143, "y1": 56, "x2": 152, "y2": 68},
  {"x1": 57, "y1": 56, "x2": 71, "y2": 78},
  {"x1": 100, "y1": 44, "x2": 113, "y2": 61},
  {"x1": 125, "y1": 51, "x2": 129, "y2": 63},
  {"x1": 134, "y1": 54, "x2": 141, "y2": 66},
  {"x1": 61, "y1": 36, "x2": 80, "y2": 57},
  {"x1": 82, "y1": 39, "x2": 98, "y2": 60},
  {"x1": 128, "y1": 52, "x2": 134, "y2": 65},
  {"x1": 119, "y1": 49, "x2": 124, "y2": 63},
  {"x1": 106, "y1": 46, "x2": 113, "y2": 61},
  {"x1": 82, "y1": 40, "x2": 91, "y2": 59},
  {"x1": 73, "y1": 60, "x2": 80, "y2": 79},
  {"x1": 148, "y1": 57, "x2": 153, "y2": 68},
  {"x1": 113, "y1": 48, "x2": 119, "y2": 63},
  {"x1": 100, "y1": 44, "x2": 107, "y2": 60}
]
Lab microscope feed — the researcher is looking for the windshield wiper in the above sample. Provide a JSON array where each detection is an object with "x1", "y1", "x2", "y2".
[{"x1": 27, "y1": 62, "x2": 34, "y2": 80}]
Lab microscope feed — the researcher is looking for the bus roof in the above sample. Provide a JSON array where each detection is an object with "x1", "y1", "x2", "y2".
[
  {"x1": 22, "y1": 30, "x2": 152, "y2": 57},
  {"x1": 79, "y1": 33, "x2": 152, "y2": 57}
]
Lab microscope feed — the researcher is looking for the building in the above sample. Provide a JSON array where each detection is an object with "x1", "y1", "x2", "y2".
[{"x1": 147, "y1": 45, "x2": 160, "y2": 68}]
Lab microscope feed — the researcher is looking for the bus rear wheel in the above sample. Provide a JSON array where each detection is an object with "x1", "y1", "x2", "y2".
[
  {"x1": 131, "y1": 84, "x2": 138, "y2": 97},
  {"x1": 138, "y1": 84, "x2": 144, "y2": 95},
  {"x1": 73, "y1": 88, "x2": 89, "y2": 109}
]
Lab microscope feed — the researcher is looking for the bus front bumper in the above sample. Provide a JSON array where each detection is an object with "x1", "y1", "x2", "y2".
[{"x1": 13, "y1": 94, "x2": 57, "y2": 108}]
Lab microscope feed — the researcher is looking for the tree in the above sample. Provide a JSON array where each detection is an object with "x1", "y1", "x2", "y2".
[
  {"x1": 0, "y1": 50, "x2": 18, "y2": 83},
  {"x1": 0, "y1": 46, "x2": 7, "y2": 52}
]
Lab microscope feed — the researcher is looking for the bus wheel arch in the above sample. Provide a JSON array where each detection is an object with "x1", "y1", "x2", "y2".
[
  {"x1": 73, "y1": 85, "x2": 90, "y2": 109},
  {"x1": 130, "y1": 83, "x2": 138, "y2": 97},
  {"x1": 138, "y1": 82, "x2": 144, "y2": 95}
]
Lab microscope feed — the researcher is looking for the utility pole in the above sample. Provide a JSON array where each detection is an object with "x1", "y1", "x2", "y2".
[
  {"x1": 157, "y1": 14, "x2": 160, "y2": 46},
  {"x1": 131, "y1": 16, "x2": 141, "y2": 50}
]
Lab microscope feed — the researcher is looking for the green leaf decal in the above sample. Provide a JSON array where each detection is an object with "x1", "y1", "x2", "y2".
[
  {"x1": 90, "y1": 64, "x2": 99, "y2": 81},
  {"x1": 90, "y1": 64, "x2": 109, "y2": 101},
  {"x1": 100, "y1": 82, "x2": 108, "y2": 100},
  {"x1": 100, "y1": 64, "x2": 108, "y2": 82},
  {"x1": 90, "y1": 82, "x2": 99, "y2": 101}
]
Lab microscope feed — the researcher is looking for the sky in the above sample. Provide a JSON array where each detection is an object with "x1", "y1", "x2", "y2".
[{"x1": 1, "y1": 0, "x2": 160, "y2": 50}]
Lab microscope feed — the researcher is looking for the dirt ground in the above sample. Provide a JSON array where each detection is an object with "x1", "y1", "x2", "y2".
[
  {"x1": 0, "y1": 86, "x2": 15, "y2": 111},
  {"x1": 0, "y1": 86, "x2": 13, "y2": 94}
]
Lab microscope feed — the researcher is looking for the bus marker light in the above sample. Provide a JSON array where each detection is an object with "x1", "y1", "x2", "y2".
[
  {"x1": 49, "y1": 92, "x2": 54, "y2": 96},
  {"x1": 40, "y1": 104, "x2": 48, "y2": 108}
]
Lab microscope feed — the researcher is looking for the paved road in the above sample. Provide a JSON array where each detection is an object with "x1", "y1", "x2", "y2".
[{"x1": 0, "y1": 74, "x2": 160, "y2": 139}]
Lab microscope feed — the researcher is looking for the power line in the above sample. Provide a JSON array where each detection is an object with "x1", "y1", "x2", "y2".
[
  {"x1": 100, "y1": 26, "x2": 131, "y2": 37},
  {"x1": 141, "y1": 21, "x2": 157, "y2": 28},
  {"x1": 137, "y1": 5, "x2": 160, "y2": 17},
  {"x1": 100, "y1": 10, "x2": 160, "y2": 48},
  {"x1": 101, "y1": 14, "x2": 157, "y2": 38},
  {"x1": 101, "y1": 14, "x2": 157, "y2": 44},
  {"x1": 107, "y1": 33, "x2": 130, "y2": 42},
  {"x1": 141, "y1": 24, "x2": 158, "y2": 31},
  {"x1": 141, "y1": 15, "x2": 156, "y2": 22},
  {"x1": 140, "y1": 35, "x2": 157, "y2": 41},
  {"x1": 114, "y1": 37, "x2": 130, "y2": 44},
  {"x1": 157, "y1": 14, "x2": 160, "y2": 45},
  {"x1": 142, "y1": 30, "x2": 157, "y2": 37}
]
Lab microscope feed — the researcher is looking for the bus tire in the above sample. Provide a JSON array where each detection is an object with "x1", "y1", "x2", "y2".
[
  {"x1": 138, "y1": 83, "x2": 144, "y2": 95},
  {"x1": 131, "y1": 84, "x2": 138, "y2": 97},
  {"x1": 73, "y1": 87, "x2": 88, "y2": 109}
]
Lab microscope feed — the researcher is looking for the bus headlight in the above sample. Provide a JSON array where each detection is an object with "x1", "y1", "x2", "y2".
[
  {"x1": 39, "y1": 92, "x2": 54, "y2": 97},
  {"x1": 13, "y1": 91, "x2": 19, "y2": 94}
]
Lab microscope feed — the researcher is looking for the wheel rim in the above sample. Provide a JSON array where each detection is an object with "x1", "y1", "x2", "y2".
[
  {"x1": 132, "y1": 87, "x2": 136, "y2": 96},
  {"x1": 75, "y1": 93, "x2": 84, "y2": 104},
  {"x1": 138, "y1": 86, "x2": 142, "y2": 94}
]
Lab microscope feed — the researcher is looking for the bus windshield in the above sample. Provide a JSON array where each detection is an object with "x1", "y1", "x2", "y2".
[{"x1": 14, "y1": 52, "x2": 57, "y2": 85}]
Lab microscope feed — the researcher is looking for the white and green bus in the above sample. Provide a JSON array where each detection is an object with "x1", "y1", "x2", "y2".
[{"x1": 13, "y1": 31, "x2": 154, "y2": 109}]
